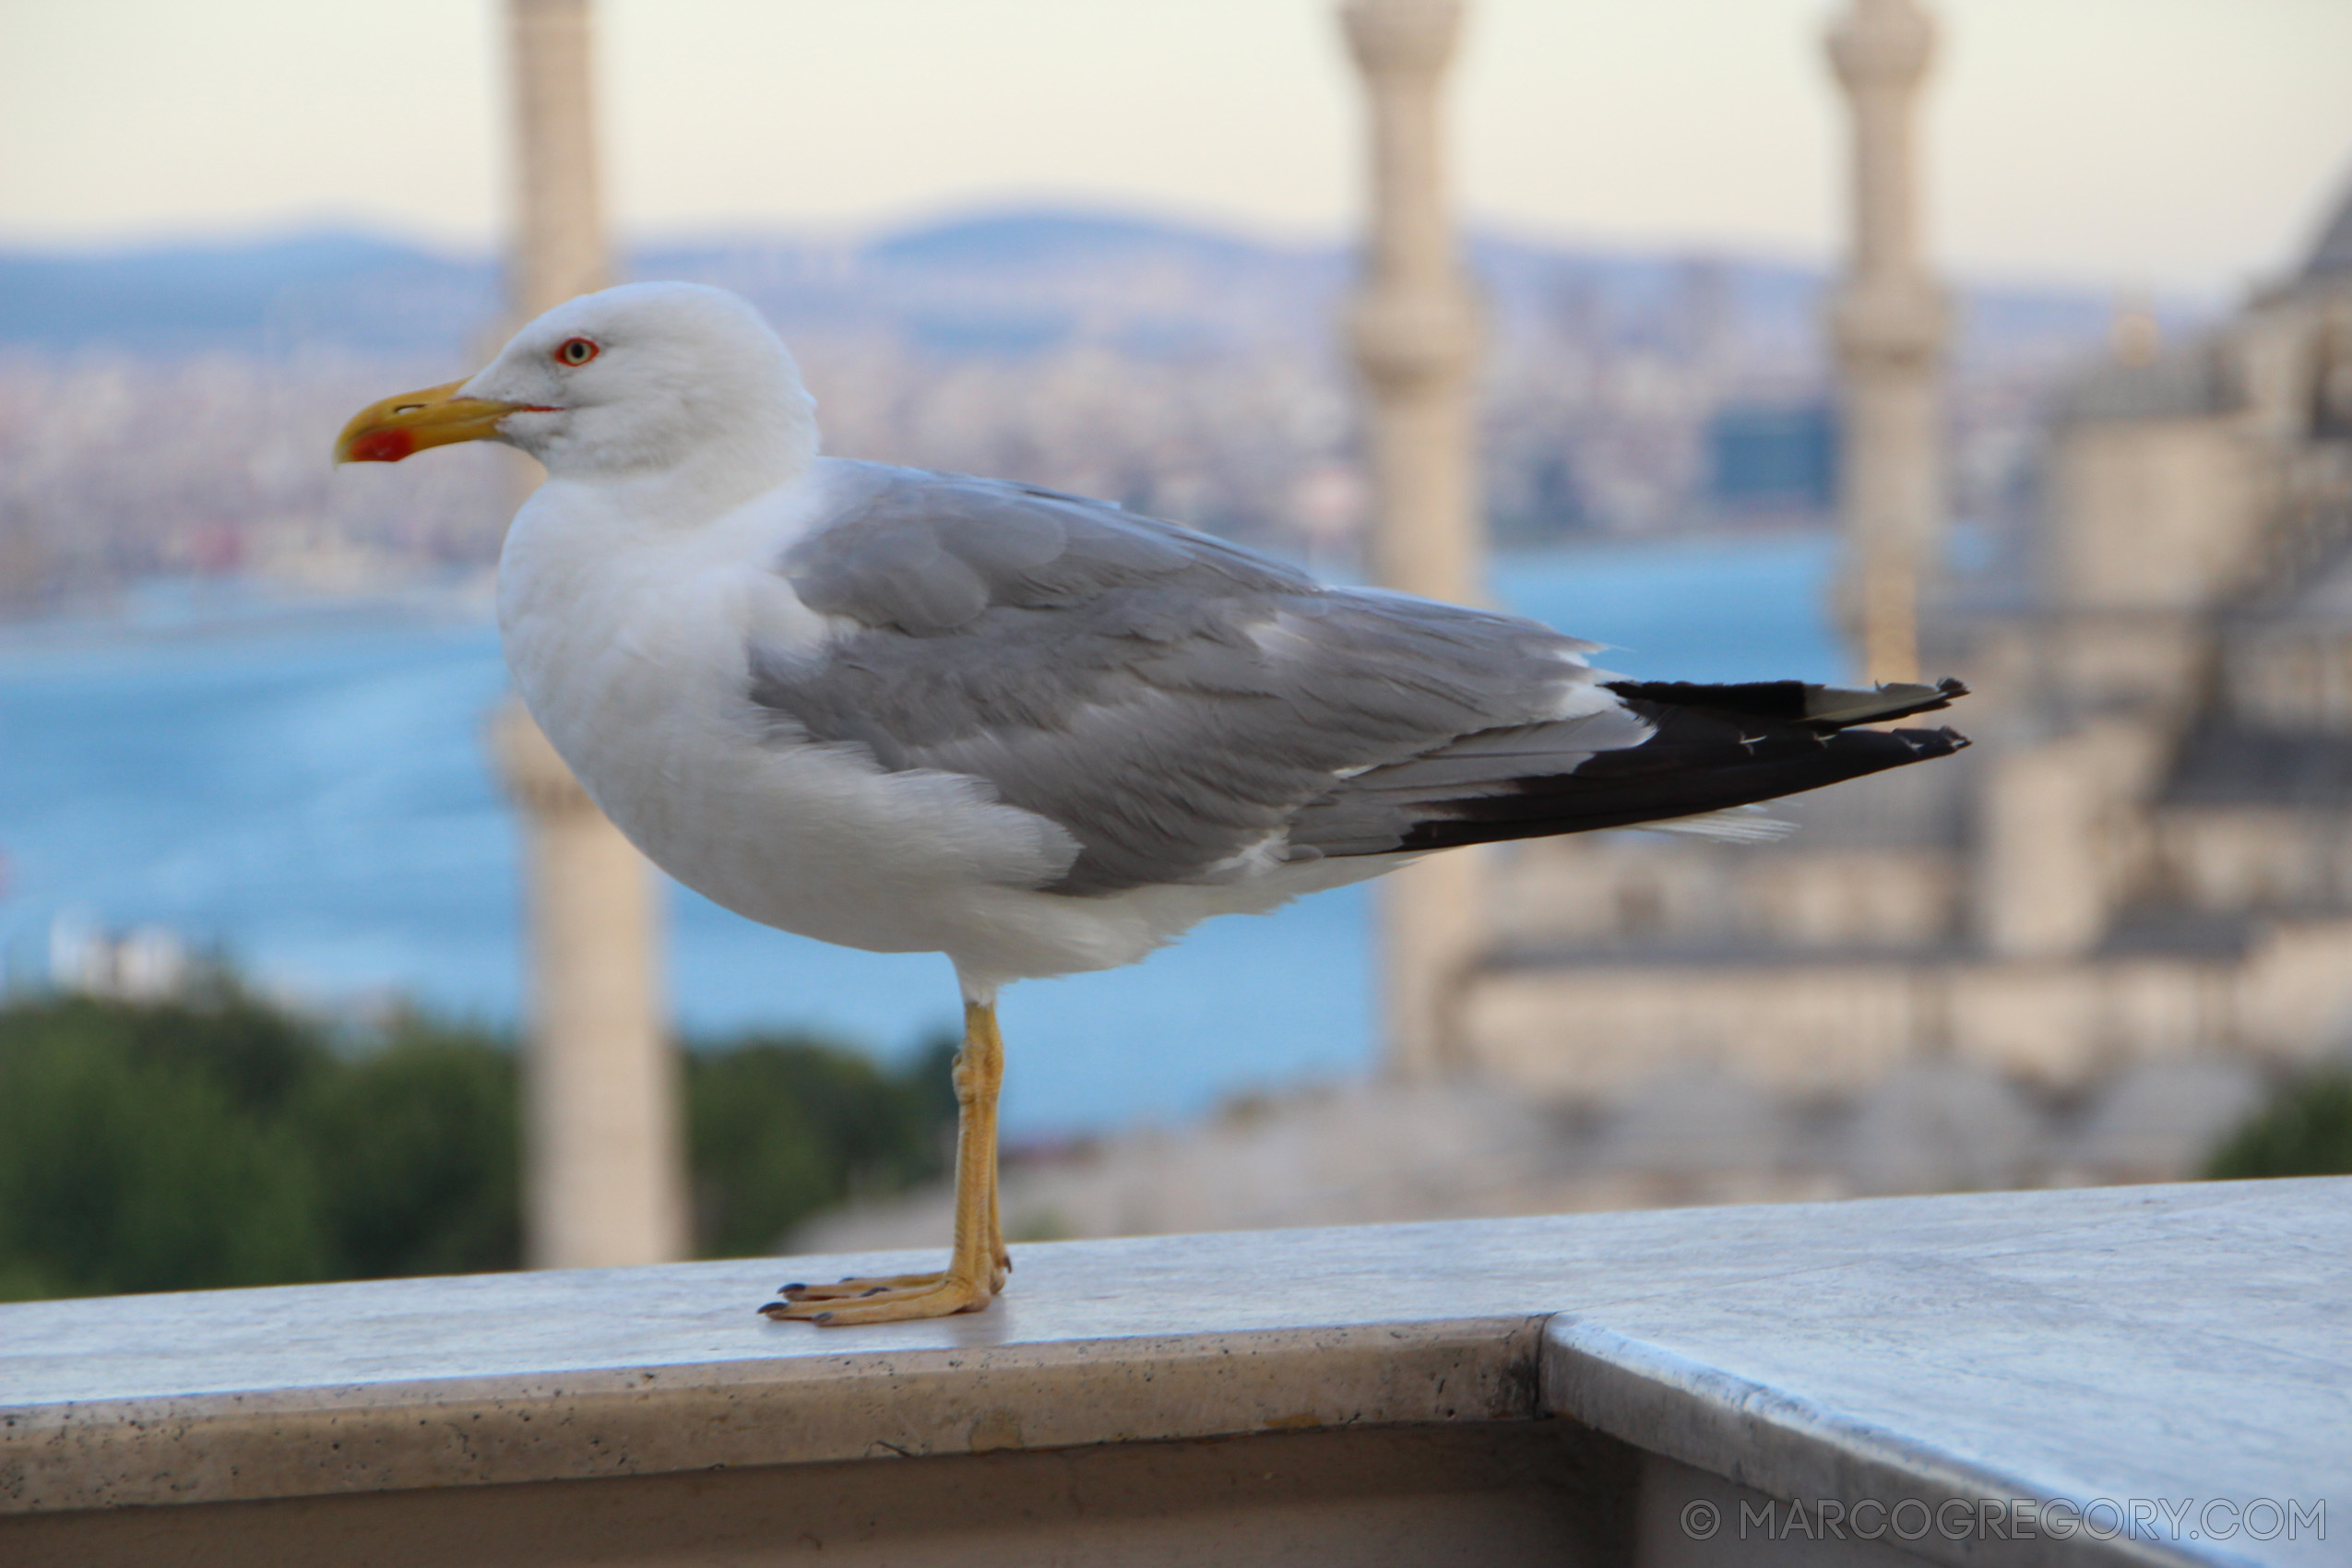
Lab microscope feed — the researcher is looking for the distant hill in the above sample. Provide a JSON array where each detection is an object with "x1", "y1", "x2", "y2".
[
  {"x1": 0, "y1": 233, "x2": 494, "y2": 358},
  {"x1": 0, "y1": 208, "x2": 2178, "y2": 367},
  {"x1": 860, "y1": 208, "x2": 1277, "y2": 273}
]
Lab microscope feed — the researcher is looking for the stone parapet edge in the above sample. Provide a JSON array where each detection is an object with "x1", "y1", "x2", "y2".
[
  {"x1": 1540, "y1": 1315, "x2": 2247, "y2": 1568},
  {"x1": 1, "y1": 1316, "x2": 1543, "y2": 1515}
]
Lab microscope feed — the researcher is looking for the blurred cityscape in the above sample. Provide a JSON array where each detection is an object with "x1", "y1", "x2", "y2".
[{"x1": 0, "y1": 213, "x2": 2163, "y2": 613}]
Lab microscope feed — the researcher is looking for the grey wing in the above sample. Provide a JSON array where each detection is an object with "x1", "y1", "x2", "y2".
[{"x1": 752, "y1": 462, "x2": 1605, "y2": 895}]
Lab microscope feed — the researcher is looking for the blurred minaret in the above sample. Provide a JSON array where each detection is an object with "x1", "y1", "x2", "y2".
[
  {"x1": 509, "y1": 0, "x2": 608, "y2": 316},
  {"x1": 492, "y1": 0, "x2": 687, "y2": 1269},
  {"x1": 493, "y1": 708, "x2": 685, "y2": 1267},
  {"x1": 1825, "y1": 0, "x2": 1949, "y2": 683},
  {"x1": 1340, "y1": 0, "x2": 1485, "y2": 1078}
]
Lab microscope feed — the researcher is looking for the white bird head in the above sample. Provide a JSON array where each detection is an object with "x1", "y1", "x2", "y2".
[{"x1": 336, "y1": 282, "x2": 819, "y2": 501}]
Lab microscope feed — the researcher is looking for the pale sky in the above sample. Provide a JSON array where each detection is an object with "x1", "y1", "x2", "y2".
[{"x1": 3, "y1": 0, "x2": 2348, "y2": 294}]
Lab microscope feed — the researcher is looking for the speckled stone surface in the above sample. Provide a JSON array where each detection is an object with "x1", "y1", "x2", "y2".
[
  {"x1": 2, "y1": 1179, "x2": 2345, "y2": 1567},
  {"x1": 1551, "y1": 1179, "x2": 2351, "y2": 1568}
]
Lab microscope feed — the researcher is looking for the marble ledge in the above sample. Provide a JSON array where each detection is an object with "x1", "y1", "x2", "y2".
[{"x1": 2, "y1": 1178, "x2": 2346, "y2": 1568}]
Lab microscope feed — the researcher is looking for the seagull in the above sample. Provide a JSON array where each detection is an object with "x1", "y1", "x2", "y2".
[{"x1": 337, "y1": 281, "x2": 1967, "y2": 1324}]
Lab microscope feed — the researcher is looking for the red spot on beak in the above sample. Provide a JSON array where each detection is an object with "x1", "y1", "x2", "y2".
[{"x1": 345, "y1": 428, "x2": 417, "y2": 463}]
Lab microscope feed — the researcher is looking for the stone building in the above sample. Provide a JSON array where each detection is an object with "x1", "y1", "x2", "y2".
[{"x1": 1454, "y1": 175, "x2": 2352, "y2": 1197}]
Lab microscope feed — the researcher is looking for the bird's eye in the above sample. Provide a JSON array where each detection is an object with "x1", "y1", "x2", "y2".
[{"x1": 555, "y1": 338, "x2": 599, "y2": 366}]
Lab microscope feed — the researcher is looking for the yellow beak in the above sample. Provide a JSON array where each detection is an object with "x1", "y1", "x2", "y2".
[{"x1": 334, "y1": 378, "x2": 523, "y2": 464}]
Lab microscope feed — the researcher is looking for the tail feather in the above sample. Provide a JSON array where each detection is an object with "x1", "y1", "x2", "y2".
[
  {"x1": 1290, "y1": 676, "x2": 1971, "y2": 859},
  {"x1": 1645, "y1": 805, "x2": 1797, "y2": 844}
]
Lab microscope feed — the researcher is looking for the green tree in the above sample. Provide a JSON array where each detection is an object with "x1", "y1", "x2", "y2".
[
  {"x1": 685, "y1": 1035, "x2": 956, "y2": 1257},
  {"x1": 298, "y1": 1025, "x2": 522, "y2": 1277},
  {"x1": 2207, "y1": 1067, "x2": 2352, "y2": 1180},
  {"x1": 0, "y1": 993, "x2": 327, "y2": 1297},
  {"x1": 0, "y1": 986, "x2": 957, "y2": 1299}
]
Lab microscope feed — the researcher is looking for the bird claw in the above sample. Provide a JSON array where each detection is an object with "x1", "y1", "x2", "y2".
[
  {"x1": 758, "y1": 1248, "x2": 1011, "y2": 1322},
  {"x1": 761, "y1": 1272, "x2": 994, "y2": 1324},
  {"x1": 771, "y1": 1270, "x2": 948, "y2": 1303}
]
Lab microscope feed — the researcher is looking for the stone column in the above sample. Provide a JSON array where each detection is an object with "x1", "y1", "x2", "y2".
[
  {"x1": 494, "y1": 0, "x2": 686, "y2": 1268},
  {"x1": 493, "y1": 703, "x2": 687, "y2": 1267},
  {"x1": 508, "y1": 0, "x2": 609, "y2": 317},
  {"x1": 1340, "y1": 0, "x2": 1485, "y2": 1079},
  {"x1": 1825, "y1": 0, "x2": 1949, "y2": 684}
]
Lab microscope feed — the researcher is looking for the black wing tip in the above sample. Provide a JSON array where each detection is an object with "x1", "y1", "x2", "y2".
[
  {"x1": 1599, "y1": 674, "x2": 1972, "y2": 732},
  {"x1": 1387, "y1": 718, "x2": 1974, "y2": 853},
  {"x1": 1887, "y1": 723, "x2": 1970, "y2": 757}
]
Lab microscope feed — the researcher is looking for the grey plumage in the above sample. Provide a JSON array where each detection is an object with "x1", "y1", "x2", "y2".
[
  {"x1": 750, "y1": 462, "x2": 1968, "y2": 897},
  {"x1": 753, "y1": 463, "x2": 1600, "y2": 895}
]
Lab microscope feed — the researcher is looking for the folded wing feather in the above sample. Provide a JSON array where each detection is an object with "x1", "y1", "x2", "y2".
[{"x1": 751, "y1": 461, "x2": 1967, "y2": 896}]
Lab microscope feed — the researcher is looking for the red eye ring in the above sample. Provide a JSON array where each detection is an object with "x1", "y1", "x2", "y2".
[{"x1": 555, "y1": 337, "x2": 600, "y2": 366}]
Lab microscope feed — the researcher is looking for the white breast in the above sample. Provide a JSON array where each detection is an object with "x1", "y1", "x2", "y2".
[{"x1": 495, "y1": 471, "x2": 1081, "y2": 959}]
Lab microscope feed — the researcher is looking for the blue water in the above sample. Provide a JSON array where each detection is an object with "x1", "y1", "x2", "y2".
[{"x1": 0, "y1": 534, "x2": 1840, "y2": 1135}]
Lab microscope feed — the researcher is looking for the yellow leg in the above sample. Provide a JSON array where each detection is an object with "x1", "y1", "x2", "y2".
[{"x1": 762, "y1": 999, "x2": 1008, "y2": 1324}]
